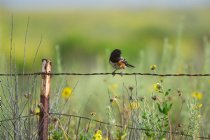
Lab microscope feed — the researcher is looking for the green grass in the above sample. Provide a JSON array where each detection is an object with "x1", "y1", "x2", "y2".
[{"x1": 1, "y1": 8, "x2": 210, "y2": 71}]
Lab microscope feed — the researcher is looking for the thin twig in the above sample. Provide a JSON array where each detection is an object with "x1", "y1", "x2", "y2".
[
  {"x1": 10, "y1": 15, "x2": 13, "y2": 76},
  {"x1": 75, "y1": 117, "x2": 81, "y2": 140},
  {"x1": 135, "y1": 75, "x2": 138, "y2": 97},
  {"x1": 168, "y1": 113, "x2": 172, "y2": 140},
  {"x1": 0, "y1": 114, "x2": 36, "y2": 123},
  {"x1": 23, "y1": 16, "x2": 30, "y2": 74},
  {"x1": 32, "y1": 33, "x2": 43, "y2": 66}
]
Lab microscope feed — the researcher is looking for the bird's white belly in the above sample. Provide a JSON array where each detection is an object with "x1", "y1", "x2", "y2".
[{"x1": 109, "y1": 61, "x2": 126, "y2": 69}]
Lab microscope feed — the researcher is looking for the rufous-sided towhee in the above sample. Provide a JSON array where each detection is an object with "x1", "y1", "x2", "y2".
[{"x1": 109, "y1": 49, "x2": 134, "y2": 75}]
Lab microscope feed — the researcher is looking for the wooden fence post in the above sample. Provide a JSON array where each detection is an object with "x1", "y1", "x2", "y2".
[{"x1": 39, "y1": 59, "x2": 51, "y2": 140}]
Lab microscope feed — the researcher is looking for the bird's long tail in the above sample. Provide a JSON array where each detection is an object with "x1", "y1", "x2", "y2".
[{"x1": 126, "y1": 63, "x2": 135, "y2": 68}]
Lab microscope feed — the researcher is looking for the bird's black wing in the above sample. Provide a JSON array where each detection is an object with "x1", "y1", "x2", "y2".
[{"x1": 109, "y1": 49, "x2": 122, "y2": 63}]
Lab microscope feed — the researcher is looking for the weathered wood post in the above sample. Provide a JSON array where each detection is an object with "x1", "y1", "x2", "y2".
[{"x1": 39, "y1": 59, "x2": 51, "y2": 140}]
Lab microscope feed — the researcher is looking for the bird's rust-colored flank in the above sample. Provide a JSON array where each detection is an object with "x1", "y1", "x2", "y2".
[{"x1": 117, "y1": 60, "x2": 126, "y2": 69}]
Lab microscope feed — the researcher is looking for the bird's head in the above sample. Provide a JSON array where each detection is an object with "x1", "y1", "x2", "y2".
[{"x1": 110, "y1": 49, "x2": 121, "y2": 58}]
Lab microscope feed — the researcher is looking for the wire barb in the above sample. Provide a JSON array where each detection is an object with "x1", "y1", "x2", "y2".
[
  {"x1": 0, "y1": 72, "x2": 210, "y2": 77},
  {"x1": 49, "y1": 112, "x2": 210, "y2": 139},
  {"x1": 1, "y1": 113, "x2": 210, "y2": 139}
]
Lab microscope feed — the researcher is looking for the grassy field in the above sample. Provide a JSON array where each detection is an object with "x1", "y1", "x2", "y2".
[
  {"x1": 1, "y1": 8, "x2": 210, "y2": 71},
  {"x1": 0, "y1": 8, "x2": 210, "y2": 139}
]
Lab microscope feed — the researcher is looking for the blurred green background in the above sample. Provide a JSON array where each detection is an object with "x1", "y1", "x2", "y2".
[{"x1": 1, "y1": 4, "x2": 210, "y2": 73}]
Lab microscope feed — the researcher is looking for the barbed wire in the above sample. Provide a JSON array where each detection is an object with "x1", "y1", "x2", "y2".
[
  {"x1": 0, "y1": 113, "x2": 209, "y2": 139},
  {"x1": 0, "y1": 72, "x2": 210, "y2": 77},
  {"x1": 0, "y1": 114, "x2": 36, "y2": 123},
  {"x1": 49, "y1": 112, "x2": 210, "y2": 139}
]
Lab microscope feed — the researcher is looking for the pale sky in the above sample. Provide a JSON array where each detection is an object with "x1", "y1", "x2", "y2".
[{"x1": 1, "y1": 0, "x2": 210, "y2": 11}]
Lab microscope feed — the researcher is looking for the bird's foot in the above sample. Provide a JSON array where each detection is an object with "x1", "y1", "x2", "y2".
[
  {"x1": 119, "y1": 71, "x2": 124, "y2": 77},
  {"x1": 112, "y1": 70, "x2": 117, "y2": 76},
  {"x1": 112, "y1": 71, "x2": 116, "y2": 76}
]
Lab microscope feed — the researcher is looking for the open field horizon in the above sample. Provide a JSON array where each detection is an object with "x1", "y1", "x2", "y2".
[{"x1": 1, "y1": 8, "x2": 210, "y2": 72}]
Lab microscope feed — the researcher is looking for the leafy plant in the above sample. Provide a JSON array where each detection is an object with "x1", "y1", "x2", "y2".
[{"x1": 52, "y1": 130, "x2": 63, "y2": 140}]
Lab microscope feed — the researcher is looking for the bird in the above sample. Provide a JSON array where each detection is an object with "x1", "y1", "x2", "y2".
[{"x1": 109, "y1": 49, "x2": 134, "y2": 75}]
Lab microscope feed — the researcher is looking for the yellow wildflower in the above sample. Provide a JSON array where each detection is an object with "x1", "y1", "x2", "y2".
[
  {"x1": 193, "y1": 104, "x2": 203, "y2": 110},
  {"x1": 198, "y1": 104, "x2": 203, "y2": 108},
  {"x1": 34, "y1": 107, "x2": 40, "y2": 115},
  {"x1": 62, "y1": 87, "x2": 73, "y2": 99},
  {"x1": 150, "y1": 65, "x2": 157, "y2": 71},
  {"x1": 153, "y1": 83, "x2": 162, "y2": 91},
  {"x1": 129, "y1": 101, "x2": 140, "y2": 110},
  {"x1": 192, "y1": 92, "x2": 203, "y2": 100},
  {"x1": 92, "y1": 130, "x2": 103, "y2": 140}
]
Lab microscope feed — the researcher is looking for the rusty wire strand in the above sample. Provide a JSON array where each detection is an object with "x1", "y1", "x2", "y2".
[
  {"x1": 50, "y1": 112, "x2": 210, "y2": 139},
  {"x1": 0, "y1": 113, "x2": 209, "y2": 139},
  {"x1": 0, "y1": 72, "x2": 210, "y2": 77},
  {"x1": 0, "y1": 114, "x2": 37, "y2": 123}
]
